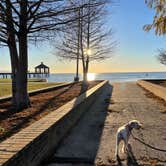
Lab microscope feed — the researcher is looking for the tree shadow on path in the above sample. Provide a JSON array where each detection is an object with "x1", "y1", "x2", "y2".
[{"x1": 43, "y1": 82, "x2": 113, "y2": 165}]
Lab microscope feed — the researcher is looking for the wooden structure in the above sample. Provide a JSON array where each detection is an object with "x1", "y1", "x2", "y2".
[
  {"x1": 0, "y1": 72, "x2": 49, "y2": 79},
  {"x1": 0, "y1": 62, "x2": 50, "y2": 79},
  {"x1": 35, "y1": 62, "x2": 50, "y2": 77},
  {"x1": 0, "y1": 73, "x2": 12, "y2": 79}
]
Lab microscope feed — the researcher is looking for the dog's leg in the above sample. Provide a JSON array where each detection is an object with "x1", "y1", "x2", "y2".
[
  {"x1": 124, "y1": 137, "x2": 129, "y2": 154},
  {"x1": 115, "y1": 134, "x2": 120, "y2": 158},
  {"x1": 121, "y1": 141, "x2": 125, "y2": 153}
]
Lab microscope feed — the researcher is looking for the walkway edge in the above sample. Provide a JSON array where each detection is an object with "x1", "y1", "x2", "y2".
[
  {"x1": 137, "y1": 80, "x2": 166, "y2": 101},
  {"x1": 0, "y1": 80, "x2": 108, "y2": 166}
]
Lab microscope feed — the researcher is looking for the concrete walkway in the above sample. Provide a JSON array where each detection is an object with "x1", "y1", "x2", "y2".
[{"x1": 44, "y1": 82, "x2": 166, "y2": 166}]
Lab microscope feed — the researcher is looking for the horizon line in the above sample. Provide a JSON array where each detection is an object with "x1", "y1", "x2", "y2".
[{"x1": 0, "y1": 71, "x2": 165, "y2": 74}]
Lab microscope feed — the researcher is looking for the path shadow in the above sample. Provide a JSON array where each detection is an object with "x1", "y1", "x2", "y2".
[{"x1": 42, "y1": 81, "x2": 113, "y2": 165}]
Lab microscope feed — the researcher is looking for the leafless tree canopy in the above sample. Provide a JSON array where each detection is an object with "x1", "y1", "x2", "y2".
[
  {"x1": 0, "y1": 0, "x2": 81, "y2": 45},
  {"x1": 0, "y1": 0, "x2": 87, "y2": 109},
  {"x1": 55, "y1": 0, "x2": 116, "y2": 82},
  {"x1": 157, "y1": 49, "x2": 166, "y2": 65}
]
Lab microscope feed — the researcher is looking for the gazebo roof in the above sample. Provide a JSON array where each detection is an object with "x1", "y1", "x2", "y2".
[{"x1": 35, "y1": 62, "x2": 49, "y2": 69}]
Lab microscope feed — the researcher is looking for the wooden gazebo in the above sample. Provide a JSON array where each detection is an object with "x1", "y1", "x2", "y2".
[{"x1": 35, "y1": 62, "x2": 50, "y2": 77}]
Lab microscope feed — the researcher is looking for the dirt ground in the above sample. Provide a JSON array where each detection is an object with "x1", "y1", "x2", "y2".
[
  {"x1": 44, "y1": 82, "x2": 166, "y2": 166},
  {"x1": 97, "y1": 82, "x2": 166, "y2": 166},
  {"x1": 0, "y1": 81, "x2": 99, "y2": 142}
]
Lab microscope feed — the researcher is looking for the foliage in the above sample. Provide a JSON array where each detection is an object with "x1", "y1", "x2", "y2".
[{"x1": 144, "y1": 0, "x2": 166, "y2": 35}]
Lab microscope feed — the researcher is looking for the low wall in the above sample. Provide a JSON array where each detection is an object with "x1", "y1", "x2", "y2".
[
  {"x1": 0, "y1": 80, "x2": 108, "y2": 166},
  {"x1": 137, "y1": 80, "x2": 166, "y2": 101}
]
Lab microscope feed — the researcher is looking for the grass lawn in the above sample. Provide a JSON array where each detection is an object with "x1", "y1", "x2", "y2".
[
  {"x1": 0, "y1": 78, "x2": 47, "y2": 83},
  {"x1": 0, "y1": 78, "x2": 12, "y2": 83},
  {"x1": 0, "y1": 81, "x2": 100, "y2": 142},
  {"x1": 0, "y1": 82, "x2": 62, "y2": 97}
]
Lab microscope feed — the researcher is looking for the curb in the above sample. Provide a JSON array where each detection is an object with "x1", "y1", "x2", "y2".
[
  {"x1": 137, "y1": 80, "x2": 166, "y2": 101},
  {"x1": 0, "y1": 80, "x2": 109, "y2": 166}
]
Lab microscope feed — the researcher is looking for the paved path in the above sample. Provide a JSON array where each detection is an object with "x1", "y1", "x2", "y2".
[{"x1": 44, "y1": 82, "x2": 166, "y2": 166}]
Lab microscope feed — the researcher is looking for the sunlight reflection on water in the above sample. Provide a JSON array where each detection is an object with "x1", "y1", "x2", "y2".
[{"x1": 87, "y1": 73, "x2": 95, "y2": 81}]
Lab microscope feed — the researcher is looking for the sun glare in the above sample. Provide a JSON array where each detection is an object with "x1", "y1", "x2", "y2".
[{"x1": 87, "y1": 73, "x2": 95, "y2": 81}]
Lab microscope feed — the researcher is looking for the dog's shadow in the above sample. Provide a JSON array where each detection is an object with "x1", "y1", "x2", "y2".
[
  {"x1": 116, "y1": 144, "x2": 138, "y2": 166},
  {"x1": 127, "y1": 144, "x2": 138, "y2": 166},
  {"x1": 116, "y1": 155, "x2": 123, "y2": 166}
]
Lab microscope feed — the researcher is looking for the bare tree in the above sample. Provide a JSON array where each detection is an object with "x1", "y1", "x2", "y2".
[
  {"x1": 157, "y1": 49, "x2": 166, "y2": 65},
  {"x1": 55, "y1": 0, "x2": 115, "y2": 83},
  {"x1": 0, "y1": 0, "x2": 83, "y2": 109},
  {"x1": 144, "y1": 0, "x2": 166, "y2": 67}
]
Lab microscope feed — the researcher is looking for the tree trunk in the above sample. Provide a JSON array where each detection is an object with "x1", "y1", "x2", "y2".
[
  {"x1": 13, "y1": 0, "x2": 30, "y2": 110},
  {"x1": 83, "y1": 68, "x2": 88, "y2": 82},
  {"x1": 6, "y1": 0, "x2": 30, "y2": 110},
  {"x1": 9, "y1": 43, "x2": 18, "y2": 107},
  {"x1": 83, "y1": 56, "x2": 89, "y2": 84},
  {"x1": 15, "y1": 32, "x2": 30, "y2": 109},
  {"x1": 9, "y1": 36, "x2": 30, "y2": 110}
]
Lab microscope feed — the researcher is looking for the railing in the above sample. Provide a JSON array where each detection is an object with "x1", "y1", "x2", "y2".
[{"x1": 0, "y1": 72, "x2": 49, "y2": 79}]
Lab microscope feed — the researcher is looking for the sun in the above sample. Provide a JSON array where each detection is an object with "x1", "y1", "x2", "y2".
[{"x1": 87, "y1": 73, "x2": 95, "y2": 81}]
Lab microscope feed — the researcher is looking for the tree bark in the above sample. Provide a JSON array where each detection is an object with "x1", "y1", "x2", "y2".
[
  {"x1": 9, "y1": 42, "x2": 18, "y2": 107},
  {"x1": 7, "y1": 0, "x2": 30, "y2": 110},
  {"x1": 8, "y1": 33, "x2": 30, "y2": 109},
  {"x1": 83, "y1": 56, "x2": 89, "y2": 83},
  {"x1": 15, "y1": 33, "x2": 30, "y2": 109},
  {"x1": 14, "y1": 0, "x2": 30, "y2": 109}
]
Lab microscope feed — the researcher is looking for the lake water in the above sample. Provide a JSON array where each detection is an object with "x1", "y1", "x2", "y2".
[
  {"x1": 46, "y1": 72, "x2": 166, "y2": 83},
  {"x1": 0, "y1": 72, "x2": 165, "y2": 82}
]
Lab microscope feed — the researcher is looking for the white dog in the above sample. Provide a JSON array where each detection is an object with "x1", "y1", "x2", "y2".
[{"x1": 115, "y1": 120, "x2": 142, "y2": 158}]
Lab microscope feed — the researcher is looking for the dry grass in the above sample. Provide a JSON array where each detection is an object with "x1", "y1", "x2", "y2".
[
  {"x1": 0, "y1": 82, "x2": 62, "y2": 97},
  {"x1": 0, "y1": 78, "x2": 47, "y2": 83},
  {"x1": 0, "y1": 81, "x2": 100, "y2": 142}
]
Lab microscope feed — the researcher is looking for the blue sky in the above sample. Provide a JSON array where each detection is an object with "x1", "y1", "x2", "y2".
[{"x1": 0, "y1": 0, "x2": 166, "y2": 73}]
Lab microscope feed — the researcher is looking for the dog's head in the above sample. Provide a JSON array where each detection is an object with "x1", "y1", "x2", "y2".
[{"x1": 129, "y1": 120, "x2": 143, "y2": 130}]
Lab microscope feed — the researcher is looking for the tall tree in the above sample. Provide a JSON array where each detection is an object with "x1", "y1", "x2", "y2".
[
  {"x1": 0, "y1": 0, "x2": 79, "y2": 109},
  {"x1": 157, "y1": 49, "x2": 166, "y2": 65},
  {"x1": 56, "y1": 0, "x2": 115, "y2": 83},
  {"x1": 144, "y1": 0, "x2": 166, "y2": 35},
  {"x1": 144, "y1": 0, "x2": 166, "y2": 66}
]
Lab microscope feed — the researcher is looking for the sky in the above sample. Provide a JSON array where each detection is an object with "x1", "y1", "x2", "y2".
[{"x1": 0, "y1": 0, "x2": 166, "y2": 73}]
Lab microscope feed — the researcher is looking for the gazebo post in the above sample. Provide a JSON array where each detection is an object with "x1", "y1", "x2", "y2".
[{"x1": 48, "y1": 68, "x2": 50, "y2": 76}]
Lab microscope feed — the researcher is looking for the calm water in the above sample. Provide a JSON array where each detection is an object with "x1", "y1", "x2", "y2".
[
  {"x1": 0, "y1": 72, "x2": 165, "y2": 82},
  {"x1": 46, "y1": 72, "x2": 166, "y2": 83}
]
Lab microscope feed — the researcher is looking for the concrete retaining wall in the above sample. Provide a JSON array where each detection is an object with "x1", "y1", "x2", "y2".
[
  {"x1": 137, "y1": 80, "x2": 166, "y2": 101},
  {"x1": 0, "y1": 80, "x2": 108, "y2": 166}
]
